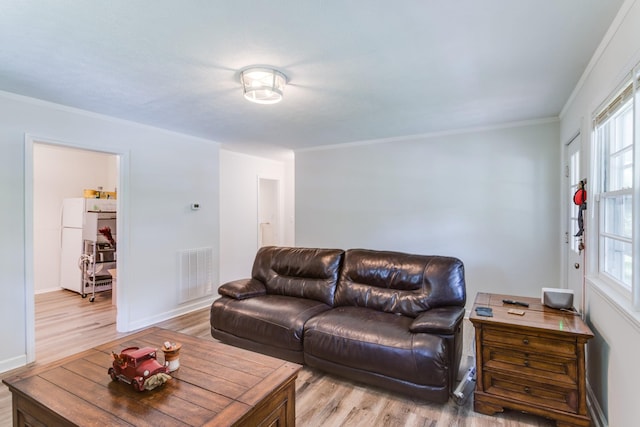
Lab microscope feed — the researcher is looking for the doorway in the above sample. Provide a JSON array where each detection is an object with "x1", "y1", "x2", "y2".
[
  {"x1": 25, "y1": 135, "x2": 126, "y2": 363},
  {"x1": 258, "y1": 177, "x2": 281, "y2": 248}
]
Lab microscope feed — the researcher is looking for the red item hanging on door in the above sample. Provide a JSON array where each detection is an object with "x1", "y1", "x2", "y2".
[
  {"x1": 573, "y1": 184, "x2": 586, "y2": 206},
  {"x1": 574, "y1": 180, "x2": 587, "y2": 237}
]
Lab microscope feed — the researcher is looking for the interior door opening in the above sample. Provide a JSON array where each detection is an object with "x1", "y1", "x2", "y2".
[
  {"x1": 29, "y1": 139, "x2": 121, "y2": 362},
  {"x1": 258, "y1": 177, "x2": 281, "y2": 248}
]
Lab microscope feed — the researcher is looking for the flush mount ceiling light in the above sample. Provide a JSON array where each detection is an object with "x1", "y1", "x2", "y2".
[{"x1": 240, "y1": 67, "x2": 287, "y2": 104}]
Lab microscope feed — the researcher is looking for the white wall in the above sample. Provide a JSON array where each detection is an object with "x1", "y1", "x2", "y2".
[
  {"x1": 0, "y1": 91, "x2": 220, "y2": 372},
  {"x1": 295, "y1": 120, "x2": 561, "y2": 308},
  {"x1": 560, "y1": 1, "x2": 640, "y2": 425},
  {"x1": 33, "y1": 143, "x2": 117, "y2": 293},
  {"x1": 219, "y1": 149, "x2": 295, "y2": 284}
]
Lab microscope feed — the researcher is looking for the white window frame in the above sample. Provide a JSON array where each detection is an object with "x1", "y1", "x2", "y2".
[
  {"x1": 592, "y1": 69, "x2": 640, "y2": 311},
  {"x1": 635, "y1": 67, "x2": 640, "y2": 310}
]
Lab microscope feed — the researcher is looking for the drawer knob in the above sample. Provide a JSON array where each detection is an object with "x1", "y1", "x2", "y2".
[
  {"x1": 522, "y1": 338, "x2": 529, "y2": 345},
  {"x1": 524, "y1": 386, "x2": 531, "y2": 394},
  {"x1": 524, "y1": 360, "x2": 529, "y2": 367}
]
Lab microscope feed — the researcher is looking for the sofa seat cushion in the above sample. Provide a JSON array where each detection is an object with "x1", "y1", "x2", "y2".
[
  {"x1": 303, "y1": 306, "x2": 449, "y2": 387},
  {"x1": 211, "y1": 295, "x2": 331, "y2": 352}
]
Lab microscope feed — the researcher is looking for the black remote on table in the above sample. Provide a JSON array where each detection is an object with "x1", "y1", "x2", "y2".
[{"x1": 502, "y1": 299, "x2": 529, "y2": 307}]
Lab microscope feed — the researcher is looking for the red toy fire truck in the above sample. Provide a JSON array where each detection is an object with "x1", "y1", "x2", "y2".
[{"x1": 108, "y1": 346, "x2": 169, "y2": 391}]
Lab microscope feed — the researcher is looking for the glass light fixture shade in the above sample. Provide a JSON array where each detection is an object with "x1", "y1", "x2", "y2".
[{"x1": 241, "y1": 68, "x2": 287, "y2": 104}]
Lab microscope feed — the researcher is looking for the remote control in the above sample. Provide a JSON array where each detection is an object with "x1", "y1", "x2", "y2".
[
  {"x1": 475, "y1": 306, "x2": 493, "y2": 317},
  {"x1": 502, "y1": 299, "x2": 529, "y2": 307}
]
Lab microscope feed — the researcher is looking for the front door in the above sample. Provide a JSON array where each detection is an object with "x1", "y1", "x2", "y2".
[{"x1": 565, "y1": 134, "x2": 584, "y2": 313}]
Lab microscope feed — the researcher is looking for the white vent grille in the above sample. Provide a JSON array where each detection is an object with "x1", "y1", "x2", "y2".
[{"x1": 179, "y1": 247, "x2": 214, "y2": 303}]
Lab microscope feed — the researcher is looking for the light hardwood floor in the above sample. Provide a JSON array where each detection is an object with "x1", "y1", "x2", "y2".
[{"x1": 0, "y1": 290, "x2": 554, "y2": 427}]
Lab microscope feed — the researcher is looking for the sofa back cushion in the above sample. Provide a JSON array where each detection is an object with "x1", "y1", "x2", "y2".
[
  {"x1": 252, "y1": 246, "x2": 344, "y2": 306},
  {"x1": 334, "y1": 249, "x2": 466, "y2": 317}
]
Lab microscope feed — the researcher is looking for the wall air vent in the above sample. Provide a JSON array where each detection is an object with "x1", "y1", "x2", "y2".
[{"x1": 179, "y1": 247, "x2": 213, "y2": 303}]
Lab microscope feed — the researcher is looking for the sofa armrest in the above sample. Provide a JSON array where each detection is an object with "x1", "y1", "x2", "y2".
[
  {"x1": 218, "y1": 279, "x2": 267, "y2": 300},
  {"x1": 410, "y1": 306, "x2": 465, "y2": 335}
]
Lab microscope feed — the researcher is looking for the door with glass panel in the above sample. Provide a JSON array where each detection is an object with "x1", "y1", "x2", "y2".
[{"x1": 565, "y1": 134, "x2": 584, "y2": 311}]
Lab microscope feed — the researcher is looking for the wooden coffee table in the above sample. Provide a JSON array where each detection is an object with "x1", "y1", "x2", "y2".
[{"x1": 3, "y1": 327, "x2": 301, "y2": 426}]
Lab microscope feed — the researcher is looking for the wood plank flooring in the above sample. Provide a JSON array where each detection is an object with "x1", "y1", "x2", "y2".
[{"x1": 0, "y1": 290, "x2": 554, "y2": 426}]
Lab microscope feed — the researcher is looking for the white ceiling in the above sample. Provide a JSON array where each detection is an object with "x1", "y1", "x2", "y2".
[{"x1": 0, "y1": 1, "x2": 625, "y2": 154}]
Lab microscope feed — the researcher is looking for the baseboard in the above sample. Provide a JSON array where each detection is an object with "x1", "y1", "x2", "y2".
[
  {"x1": 126, "y1": 296, "x2": 215, "y2": 332},
  {"x1": 0, "y1": 354, "x2": 27, "y2": 375},
  {"x1": 586, "y1": 380, "x2": 608, "y2": 427},
  {"x1": 34, "y1": 286, "x2": 64, "y2": 295}
]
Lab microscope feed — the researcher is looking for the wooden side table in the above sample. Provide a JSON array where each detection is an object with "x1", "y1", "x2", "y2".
[{"x1": 470, "y1": 292, "x2": 594, "y2": 427}]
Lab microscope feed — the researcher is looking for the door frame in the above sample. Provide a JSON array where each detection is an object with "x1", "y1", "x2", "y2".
[{"x1": 24, "y1": 134, "x2": 130, "y2": 363}]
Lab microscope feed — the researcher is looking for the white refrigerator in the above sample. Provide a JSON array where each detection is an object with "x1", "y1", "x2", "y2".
[{"x1": 59, "y1": 198, "x2": 117, "y2": 294}]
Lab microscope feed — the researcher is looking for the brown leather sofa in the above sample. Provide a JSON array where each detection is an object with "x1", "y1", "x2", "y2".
[{"x1": 210, "y1": 246, "x2": 466, "y2": 403}]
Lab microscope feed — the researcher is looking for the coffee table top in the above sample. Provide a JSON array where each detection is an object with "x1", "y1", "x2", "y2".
[{"x1": 3, "y1": 327, "x2": 301, "y2": 426}]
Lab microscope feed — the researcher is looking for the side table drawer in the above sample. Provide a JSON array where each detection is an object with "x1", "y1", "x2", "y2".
[
  {"x1": 483, "y1": 371, "x2": 579, "y2": 414},
  {"x1": 483, "y1": 327, "x2": 576, "y2": 357},
  {"x1": 483, "y1": 346, "x2": 577, "y2": 386}
]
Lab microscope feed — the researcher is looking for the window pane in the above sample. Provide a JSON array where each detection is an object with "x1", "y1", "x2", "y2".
[
  {"x1": 608, "y1": 147, "x2": 633, "y2": 191},
  {"x1": 604, "y1": 101, "x2": 633, "y2": 192},
  {"x1": 571, "y1": 151, "x2": 580, "y2": 186},
  {"x1": 603, "y1": 237, "x2": 632, "y2": 290},
  {"x1": 603, "y1": 194, "x2": 633, "y2": 238},
  {"x1": 612, "y1": 103, "x2": 633, "y2": 152}
]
